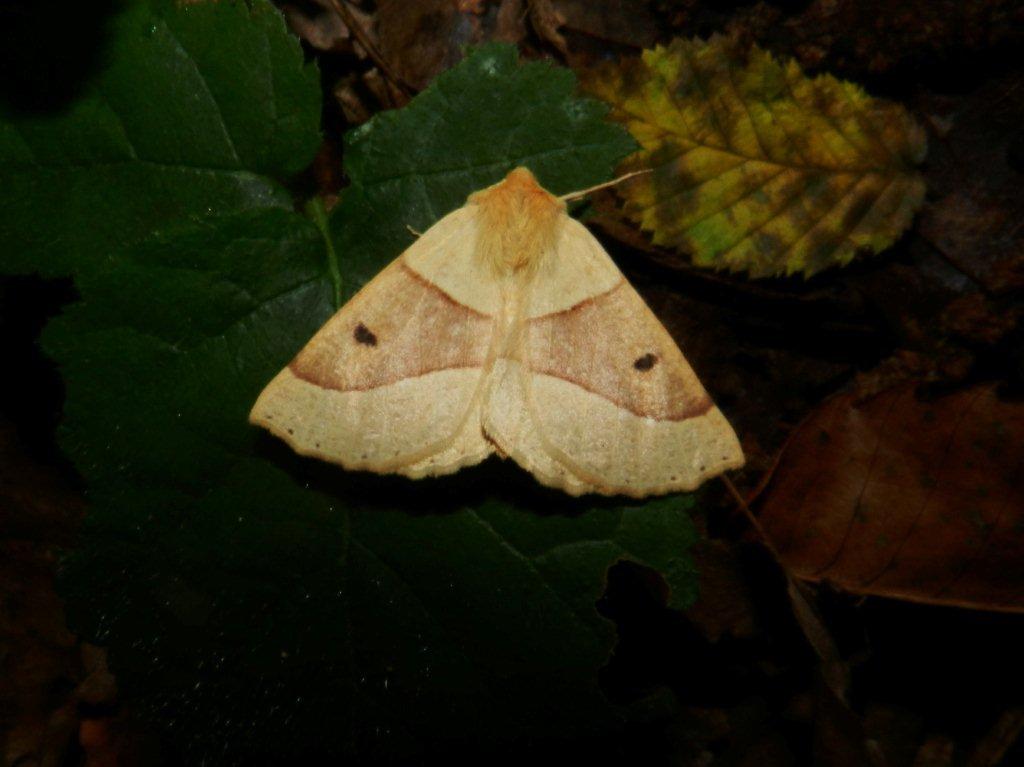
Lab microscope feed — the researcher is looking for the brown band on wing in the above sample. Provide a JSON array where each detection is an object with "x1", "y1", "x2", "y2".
[
  {"x1": 398, "y1": 263, "x2": 492, "y2": 318},
  {"x1": 527, "y1": 371, "x2": 714, "y2": 421},
  {"x1": 526, "y1": 281, "x2": 713, "y2": 421},
  {"x1": 290, "y1": 262, "x2": 492, "y2": 392},
  {"x1": 530, "y1": 278, "x2": 625, "y2": 321}
]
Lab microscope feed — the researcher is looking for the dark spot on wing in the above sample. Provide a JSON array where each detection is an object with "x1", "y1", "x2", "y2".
[
  {"x1": 634, "y1": 353, "x2": 658, "y2": 371},
  {"x1": 354, "y1": 322, "x2": 378, "y2": 346}
]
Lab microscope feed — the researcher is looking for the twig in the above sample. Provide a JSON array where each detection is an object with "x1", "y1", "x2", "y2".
[
  {"x1": 721, "y1": 473, "x2": 851, "y2": 703},
  {"x1": 325, "y1": 0, "x2": 413, "y2": 97},
  {"x1": 721, "y1": 474, "x2": 777, "y2": 555}
]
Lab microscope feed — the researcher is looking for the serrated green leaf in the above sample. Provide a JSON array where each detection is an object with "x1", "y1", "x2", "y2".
[
  {"x1": 0, "y1": 6, "x2": 694, "y2": 761},
  {"x1": 0, "y1": 0, "x2": 320, "y2": 279},
  {"x1": 330, "y1": 42, "x2": 640, "y2": 301},
  {"x1": 586, "y1": 36, "x2": 927, "y2": 277}
]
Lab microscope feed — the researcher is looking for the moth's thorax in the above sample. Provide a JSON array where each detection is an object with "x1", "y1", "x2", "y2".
[{"x1": 469, "y1": 167, "x2": 566, "y2": 274}]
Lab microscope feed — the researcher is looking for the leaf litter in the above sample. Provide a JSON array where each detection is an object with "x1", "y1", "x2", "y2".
[{"x1": 758, "y1": 382, "x2": 1024, "y2": 612}]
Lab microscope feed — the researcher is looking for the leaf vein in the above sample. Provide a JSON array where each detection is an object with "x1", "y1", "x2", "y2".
[{"x1": 160, "y1": 19, "x2": 242, "y2": 165}]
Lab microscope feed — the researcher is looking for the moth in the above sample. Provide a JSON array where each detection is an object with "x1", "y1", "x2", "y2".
[{"x1": 250, "y1": 167, "x2": 743, "y2": 497}]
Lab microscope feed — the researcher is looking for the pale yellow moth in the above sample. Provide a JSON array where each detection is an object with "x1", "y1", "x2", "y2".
[{"x1": 250, "y1": 168, "x2": 744, "y2": 497}]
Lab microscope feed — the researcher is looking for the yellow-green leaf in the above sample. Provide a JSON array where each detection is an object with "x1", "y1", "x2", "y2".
[{"x1": 586, "y1": 36, "x2": 927, "y2": 277}]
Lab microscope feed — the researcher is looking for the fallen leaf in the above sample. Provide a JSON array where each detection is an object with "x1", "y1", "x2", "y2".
[
  {"x1": 838, "y1": 237, "x2": 990, "y2": 381},
  {"x1": 548, "y1": 0, "x2": 658, "y2": 48},
  {"x1": 918, "y1": 71, "x2": 1024, "y2": 295},
  {"x1": 782, "y1": 0, "x2": 1024, "y2": 76},
  {"x1": 376, "y1": 0, "x2": 525, "y2": 90},
  {"x1": 586, "y1": 36, "x2": 927, "y2": 277},
  {"x1": 332, "y1": 69, "x2": 391, "y2": 126},
  {"x1": 941, "y1": 292, "x2": 1024, "y2": 347},
  {"x1": 850, "y1": 350, "x2": 972, "y2": 401},
  {"x1": 282, "y1": 0, "x2": 373, "y2": 54},
  {"x1": 758, "y1": 382, "x2": 1024, "y2": 612},
  {"x1": 528, "y1": 0, "x2": 568, "y2": 55},
  {"x1": 920, "y1": 190, "x2": 1024, "y2": 293}
]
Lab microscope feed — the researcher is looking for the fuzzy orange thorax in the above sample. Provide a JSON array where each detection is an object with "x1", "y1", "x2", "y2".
[{"x1": 469, "y1": 167, "x2": 566, "y2": 274}]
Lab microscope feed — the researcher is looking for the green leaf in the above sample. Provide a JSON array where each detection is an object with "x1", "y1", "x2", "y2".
[
  {"x1": 586, "y1": 37, "x2": 927, "y2": 277},
  {"x1": 1, "y1": 5, "x2": 696, "y2": 761},
  {"x1": 0, "y1": 0, "x2": 320, "y2": 279},
  {"x1": 331, "y1": 42, "x2": 640, "y2": 300}
]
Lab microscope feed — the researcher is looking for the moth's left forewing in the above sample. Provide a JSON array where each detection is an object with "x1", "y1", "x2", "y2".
[
  {"x1": 484, "y1": 215, "x2": 744, "y2": 497},
  {"x1": 250, "y1": 205, "x2": 499, "y2": 478}
]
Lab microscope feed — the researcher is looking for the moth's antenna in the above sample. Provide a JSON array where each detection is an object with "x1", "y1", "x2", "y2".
[{"x1": 559, "y1": 168, "x2": 652, "y2": 202}]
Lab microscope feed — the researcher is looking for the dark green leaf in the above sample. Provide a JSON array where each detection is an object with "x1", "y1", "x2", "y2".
[
  {"x1": 331, "y1": 42, "x2": 640, "y2": 300},
  {"x1": 1, "y1": 3, "x2": 696, "y2": 760},
  {"x1": 0, "y1": 0, "x2": 320, "y2": 279}
]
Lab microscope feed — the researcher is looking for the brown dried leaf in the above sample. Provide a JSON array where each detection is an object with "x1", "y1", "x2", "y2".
[
  {"x1": 758, "y1": 383, "x2": 1024, "y2": 612},
  {"x1": 282, "y1": 0, "x2": 373, "y2": 54},
  {"x1": 376, "y1": 0, "x2": 525, "y2": 90},
  {"x1": 548, "y1": 0, "x2": 658, "y2": 49},
  {"x1": 783, "y1": 0, "x2": 1024, "y2": 76},
  {"x1": 918, "y1": 71, "x2": 1024, "y2": 295},
  {"x1": 528, "y1": 0, "x2": 568, "y2": 55}
]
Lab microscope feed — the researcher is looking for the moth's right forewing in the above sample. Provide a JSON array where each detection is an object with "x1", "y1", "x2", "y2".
[{"x1": 484, "y1": 217, "x2": 744, "y2": 497}]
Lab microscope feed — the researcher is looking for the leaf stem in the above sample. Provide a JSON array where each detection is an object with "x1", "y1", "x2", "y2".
[
  {"x1": 721, "y1": 474, "x2": 851, "y2": 702},
  {"x1": 306, "y1": 197, "x2": 343, "y2": 308}
]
